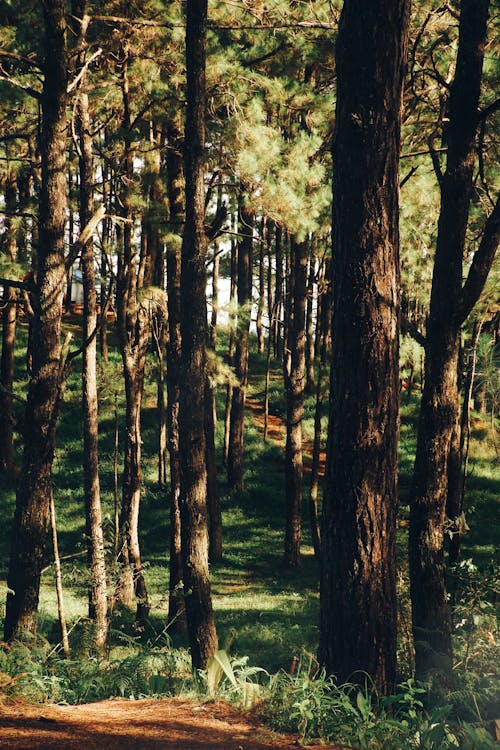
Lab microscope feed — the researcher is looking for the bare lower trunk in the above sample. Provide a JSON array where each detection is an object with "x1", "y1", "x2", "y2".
[
  {"x1": 228, "y1": 199, "x2": 253, "y2": 493},
  {"x1": 179, "y1": 0, "x2": 218, "y2": 669},
  {"x1": 118, "y1": 370, "x2": 150, "y2": 624},
  {"x1": 5, "y1": 0, "x2": 68, "y2": 641},
  {"x1": 0, "y1": 287, "x2": 17, "y2": 473},
  {"x1": 447, "y1": 320, "x2": 482, "y2": 566},
  {"x1": 309, "y1": 357, "x2": 323, "y2": 558},
  {"x1": 50, "y1": 492, "x2": 69, "y2": 656},
  {"x1": 165, "y1": 114, "x2": 185, "y2": 631},
  {"x1": 409, "y1": 0, "x2": 493, "y2": 682},
  {"x1": 284, "y1": 238, "x2": 308, "y2": 567},
  {"x1": 0, "y1": 170, "x2": 18, "y2": 473},
  {"x1": 206, "y1": 377, "x2": 222, "y2": 561},
  {"x1": 223, "y1": 239, "x2": 238, "y2": 466},
  {"x1": 319, "y1": 0, "x2": 408, "y2": 695},
  {"x1": 305, "y1": 247, "x2": 316, "y2": 393}
]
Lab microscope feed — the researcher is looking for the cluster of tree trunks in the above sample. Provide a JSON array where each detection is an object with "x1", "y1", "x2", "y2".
[{"x1": 1, "y1": 0, "x2": 498, "y2": 690}]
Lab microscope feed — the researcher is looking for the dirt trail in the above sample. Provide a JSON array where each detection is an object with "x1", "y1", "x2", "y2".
[
  {"x1": 0, "y1": 698, "x2": 344, "y2": 749},
  {"x1": 245, "y1": 395, "x2": 326, "y2": 476}
]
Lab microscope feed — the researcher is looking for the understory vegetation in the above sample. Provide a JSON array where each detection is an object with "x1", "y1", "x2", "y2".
[{"x1": 1, "y1": 322, "x2": 498, "y2": 749}]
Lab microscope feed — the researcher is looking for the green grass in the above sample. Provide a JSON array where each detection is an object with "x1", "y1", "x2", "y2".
[{"x1": 0, "y1": 325, "x2": 499, "y2": 746}]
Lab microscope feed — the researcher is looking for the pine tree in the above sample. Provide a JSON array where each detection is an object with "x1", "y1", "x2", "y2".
[{"x1": 319, "y1": 0, "x2": 410, "y2": 694}]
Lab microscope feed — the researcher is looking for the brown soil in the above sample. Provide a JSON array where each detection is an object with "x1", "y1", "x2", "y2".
[
  {"x1": 0, "y1": 698, "x2": 345, "y2": 749},
  {"x1": 245, "y1": 395, "x2": 326, "y2": 476}
]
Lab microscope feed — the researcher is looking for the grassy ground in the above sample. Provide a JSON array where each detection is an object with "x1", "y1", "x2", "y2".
[{"x1": 0, "y1": 319, "x2": 498, "y2": 695}]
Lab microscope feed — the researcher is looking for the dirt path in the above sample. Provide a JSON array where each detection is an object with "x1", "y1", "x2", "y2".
[
  {"x1": 245, "y1": 395, "x2": 326, "y2": 476},
  {"x1": 0, "y1": 698, "x2": 345, "y2": 749}
]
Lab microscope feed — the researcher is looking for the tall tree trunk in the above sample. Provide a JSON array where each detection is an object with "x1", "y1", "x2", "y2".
[
  {"x1": 115, "y1": 52, "x2": 151, "y2": 625},
  {"x1": 319, "y1": 0, "x2": 409, "y2": 695},
  {"x1": 210, "y1": 246, "x2": 219, "y2": 349},
  {"x1": 256, "y1": 218, "x2": 266, "y2": 355},
  {"x1": 448, "y1": 319, "x2": 483, "y2": 570},
  {"x1": 73, "y1": 7, "x2": 108, "y2": 652},
  {"x1": 305, "y1": 246, "x2": 316, "y2": 393},
  {"x1": 309, "y1": 356, "x2": 324, "y2": 559},
  {"x1": 227, "y1": 198, "x2": 253, "y2": 493},
  {"x1": 284, "y1": 238, "x2": 308, "y2": 567},
  {"x1": 165, "y1": 114, "x2": 185, "y2": 631},
  {"x1": 99, "y1": 138, "x2": 111, "y2": 363},
  {"x1": 0, "y1": 168, "x2": 18, "y2": 473},
  {"x1": 50, "y1": 492, "x2": 69, "y2": 657},
  {"x1": 205, "y1": 376, "x2": 222, "y2": 561},
  {"x1": 409, "y1": 0, "x2": 496, "y2": 682},
  {"x1": 223, "y1": 237, "x2": 238, "y2": 466},
  {"x1": 179, "y1": 0, "x2": 218, "y2": 669},
  {"x1": 273, "y1": 225, "x2": 283, "y2": 360},
  {"x1": 5, "y1": 0, "x2": 68, "y2": 641}
]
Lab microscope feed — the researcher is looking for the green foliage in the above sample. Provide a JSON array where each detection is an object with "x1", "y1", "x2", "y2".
[
  {"x1": 261, "y1": 665, "x2": 498, "y2": 750},
  {"x1": 0, "y1": 629, "x2": 192, "y2": 704},
  {"x1": 202, "y1": 648, "x2": 267, "y2": 708}
]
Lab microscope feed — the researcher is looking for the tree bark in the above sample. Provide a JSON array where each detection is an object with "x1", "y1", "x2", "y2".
[
  {"x1": 319, "y1": 0, "x2": 409, "y2": 695},
  {"x1": 0, "y1": 168, "x2": 18, "y2": 473},
  {"x1": 309, "y1": 357, "x2": 324, "y2": 559},
  {"x1": 273, "y1": 225, "x2": 283, "y2": 360},
  {"x1": 73, "y1": 5, "x2": 108, "y2": 652},
  {"x1": 205, "y1": 376, "x2": 222, "y2": 561},
  {"x1": 165, "y1": 114, "x2": 185, "y2": 631},
  {"x1": 115, "y1": 51, "x2": 151, "y2": 625},
  {"x1": 5, "y1": 0, "x2": 68, "y2": 640},
  {"x1": 448, "y1": 319, "x2": 483, "y2": 568},
  {"x1": 227, "y1": 198, "x2": 253, "y2": 493},
  {"x1": 284, "y1": 238, "x2": 308, "y2": 567},
  {"x1": 179, "y1": 0, "x2": 218, "y2": 670},
  {"x1": 223, "y1": 237, "x2": 238, "y2": 466},
  {"x1": 305, "y1": 246, "x2": 316, "y2": 393},
  {"x1": 409, "y1": 0, "x2": 494, "y2": 682},
  {"x1": 256, "y1": 218, "x2": 266, "y2": 355}
]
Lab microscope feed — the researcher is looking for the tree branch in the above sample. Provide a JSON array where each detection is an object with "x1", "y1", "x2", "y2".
[
  {"x1": 402, "y1": 316, "x2": 427, "y2": 348},
  {"x1": 67, "y1": 48, "x2": 102, "y2": 94},
  {"x1": 0, "y1": 276, "x2": 35, "y2": 293},
  {"x1": 65, "y1": 205, "x2": 106, "y2": 270},
  {"x1": 457, "y1": 195, "x2": 500, "y2": 325}
]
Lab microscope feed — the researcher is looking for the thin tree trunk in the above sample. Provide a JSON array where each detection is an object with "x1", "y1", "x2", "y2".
[
  {"x1": 5, "y1": 0, "x2": 68, "y2": 641},
  {"x1": 179, "y1": 0, "x2": 218, "y2": 669},
  {"x1": 284, "y1": 238, "x2": 308, "y2": 567},
  {"x1": 115, "y1": 53, "x2": 150, "y2": 625},
  {"x1": 256, "y1": 218, "x2": 266, "y2": 355},
  {"x1": 305, "y1": 246, "x2": 316, "y2": 393},
  {"x1": 409, "y1": 0, "x2": 494, "y2": 682},
  {"x1": 274, "y1": 225, "x2": 283, "y2": 360},
  {"x1": 73, "y1": 9, "x2": 108, "y2": 652},
  {"x1": 210, "y1": 248, "x2": 219, "y2": 349},
  {"x1": 309, "y1": 357, "x2": 323, "y2": 558},
  {"x1": 99, "y1": 139, "x2": 111, "y2": 363},
  {"x1": 206, "y1": 376, "x2": 222, "y2": 561},
  {"x1": 227, "y1": 198, "x2": 253, "y2": 493},
  {"x1": 0, "y1": 168, "x2": 18, "y2": 474},
  {"x1": 113, "y1": 394, "x2": 120, "y2": 559},
  {"x1": 165, "y1": 114, "x2": 185, "y2": 631},
  {"x1": 223, "y1": 237, "x2": 238, "y2": 466},
  {"x1": 156, "y1": 321, "x2": 168, "y2": 486},
  {"x1": 448, "y1": 320, "x2": 482, "y2": 568},
  {"x1": 319, "y1": 0, "x2": 409, "y2": 695},
  {"x1": 50, "y1": 492, "x2": 69, "y2": 657}
]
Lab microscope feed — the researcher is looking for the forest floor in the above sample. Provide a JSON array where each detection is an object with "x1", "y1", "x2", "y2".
[
  {"x1": 0, "y1": 398, "x2": 336, "y2": 750},
  {"x1": 0, "y1": 697, "x2": 345, "y2": 749},
  {"x1": 245, "y1": 395, "x2": 326, "y2": 476}
]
